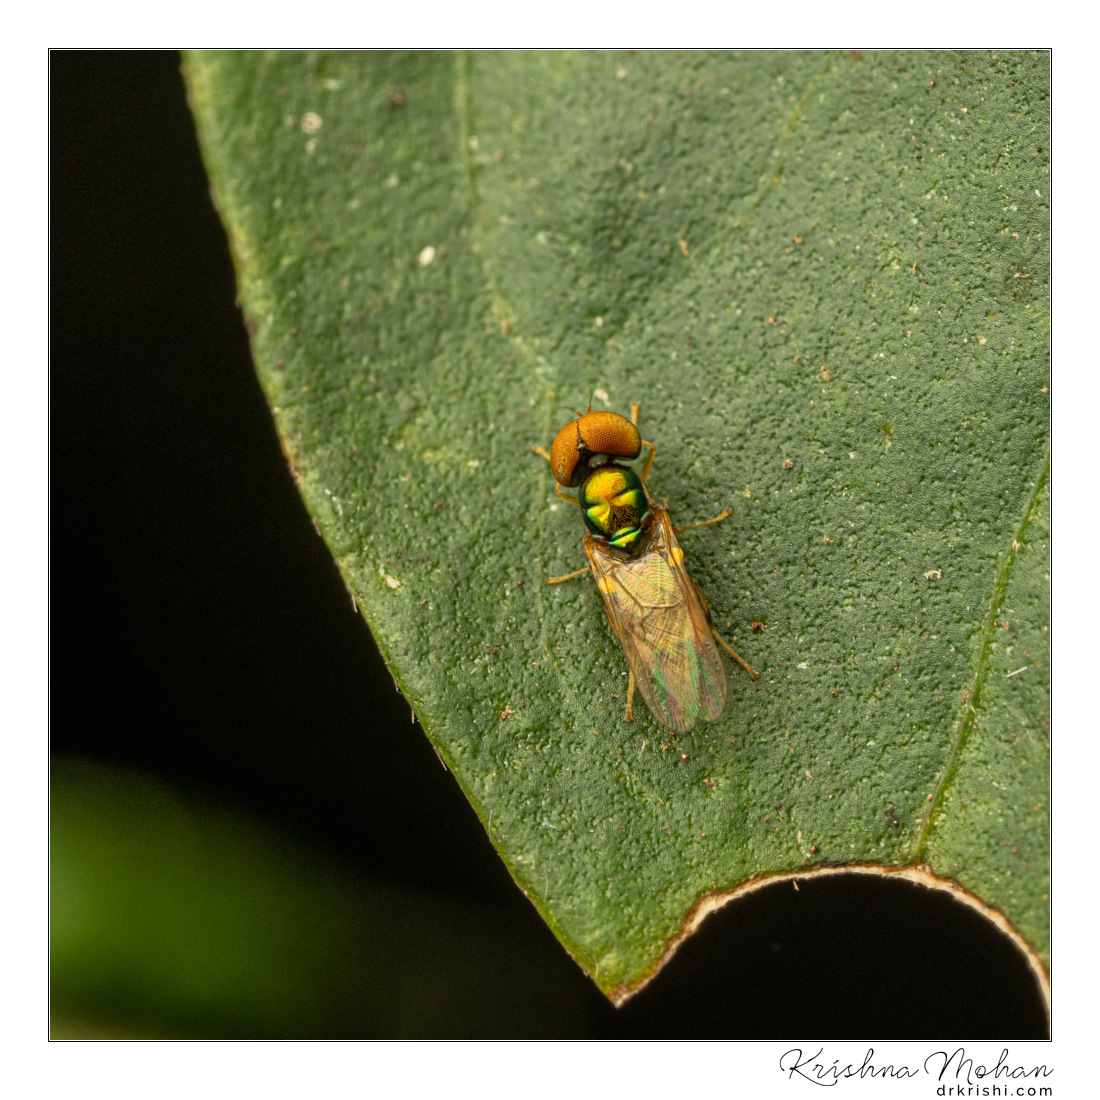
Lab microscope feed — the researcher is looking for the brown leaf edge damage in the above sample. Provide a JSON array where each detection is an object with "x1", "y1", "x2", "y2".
[{"x1": 609, "y1": 863, "x2": 1050, "y2": 1025}]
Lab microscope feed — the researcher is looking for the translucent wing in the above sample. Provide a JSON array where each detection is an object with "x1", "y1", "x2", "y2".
[{"x1": 585, "y1": 503, "x2": 727, "y2": 733}]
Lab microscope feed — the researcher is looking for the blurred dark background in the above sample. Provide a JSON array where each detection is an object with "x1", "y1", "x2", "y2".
[{"x1": 50, "y1": 49, "x2": 1048, "y2": 1039}]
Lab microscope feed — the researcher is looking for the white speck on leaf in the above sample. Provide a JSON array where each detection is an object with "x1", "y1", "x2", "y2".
[{"x1": 419, "y1": 246, "x2": 436, "y2": 266}]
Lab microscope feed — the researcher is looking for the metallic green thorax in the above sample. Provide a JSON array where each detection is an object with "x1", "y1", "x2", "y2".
[{"x1": 580, "y1": 464, "x2": 650, "y2": 552}]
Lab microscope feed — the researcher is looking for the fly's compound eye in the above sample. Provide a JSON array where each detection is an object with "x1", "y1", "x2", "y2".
[{"x1": 547, "y1": 410, "x2": 642, "y2": 487}]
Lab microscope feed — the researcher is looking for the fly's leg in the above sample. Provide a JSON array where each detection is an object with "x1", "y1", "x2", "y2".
[
  {"x1": 711, "y1": 628, "x2": 760, "y2": 680},
  {"x1": 676, "y1": 509, "x2": 756, "y2": 671},
  {"x1": 691, "y1": 577, "x2": 760, "y2": 679},
  {"x1": 546, "y1": 566, "x2": 588, "y2": 584},
  {"x1": 624, "y1": 668, "x2": 636, "y2": 722},
  {"x1": 629, "y1": 402, "x2": 658, "y2": 484},
  {"x1": 538, "y1": 439, "x2": 582, "y2": 581},
  {"x1": 673, "y1": 508, "x2": 731, "y2": 534}
]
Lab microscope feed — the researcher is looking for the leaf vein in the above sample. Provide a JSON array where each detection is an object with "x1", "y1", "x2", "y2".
[{"x1": 914, "y1": 446, "x2": 1050, "y2": 859}]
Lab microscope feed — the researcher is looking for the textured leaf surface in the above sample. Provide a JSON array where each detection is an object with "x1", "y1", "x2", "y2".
[{"x1": 186, "y1": 50, "x2": 1049, "y2": 998}]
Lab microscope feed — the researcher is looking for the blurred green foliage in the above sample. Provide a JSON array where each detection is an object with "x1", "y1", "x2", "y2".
[{"x1": 51, "y1": 758, "x2": 592, "y2": 1037}]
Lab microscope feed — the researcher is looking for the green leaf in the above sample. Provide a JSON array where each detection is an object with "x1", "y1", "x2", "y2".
[
  {"x1": 184, "y1": 50, "x2": 1050, "y2": 1001},
  {"x1": 51, "y1": 758, "x2": 593, "y2": 1037}
]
